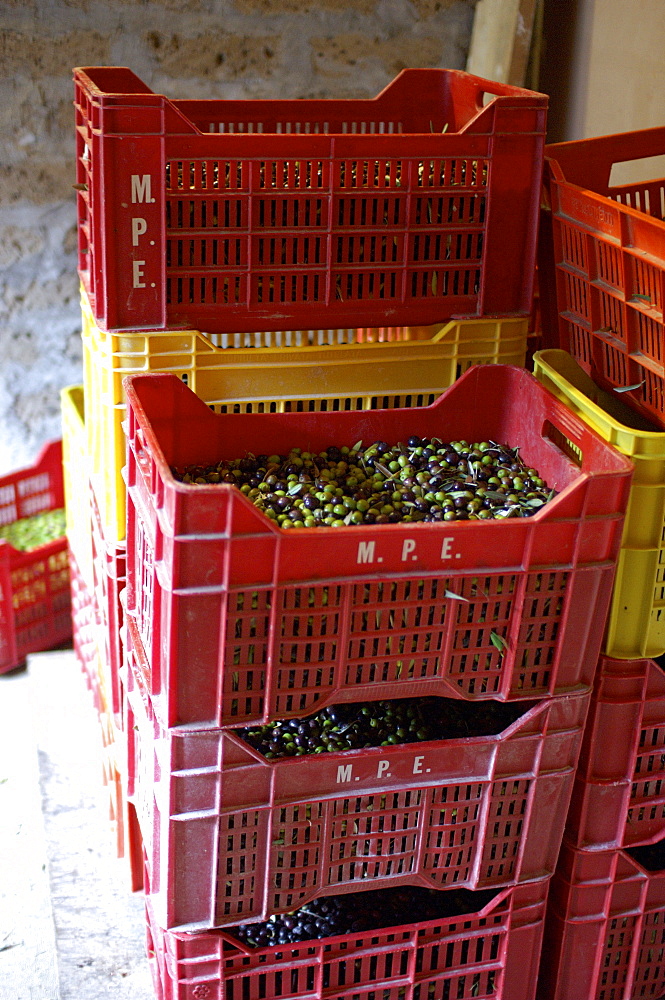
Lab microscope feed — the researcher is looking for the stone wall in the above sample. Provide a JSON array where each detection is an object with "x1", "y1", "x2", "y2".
[{"x1": 0, "y1": 0, "x2": 478, "y2": 472}]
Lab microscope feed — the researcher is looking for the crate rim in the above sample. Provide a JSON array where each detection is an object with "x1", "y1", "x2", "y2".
[{"x1": 122, "y1": 365, "x2": 635, "y2": 537}]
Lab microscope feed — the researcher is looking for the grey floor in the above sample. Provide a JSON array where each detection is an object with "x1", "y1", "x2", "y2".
[{"x1": 0, "y1": 648, "x2": 153, "y2": 1000}]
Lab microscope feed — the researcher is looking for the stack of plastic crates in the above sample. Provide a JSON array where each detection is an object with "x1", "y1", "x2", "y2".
[
  {"x1": 118, "y1": 359, "x2": 635, "y2": 1000},
  {"x1": 534, "y1": 134, "x2": 665, "y2": 996},
  {"x1": 0, "y1": 439, "x2": 71, "y2": 675},
  {"x1": 74, "y1": 64, "x2": 639, "y2": 999},
  {"x1": 535, "y1": 651, "x2": 665, "y2": 999},
  {"x1": 531, "y1": 345, "x2": 665, "y2": 992},
  {"x1": 70, "y1": 63, "x2": 547, "y2": 906}
]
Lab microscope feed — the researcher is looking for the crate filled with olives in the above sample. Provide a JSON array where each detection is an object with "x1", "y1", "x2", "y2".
[
  {"x1": 124, "y1": 609, "x2": 589, "y2": 931},
  {"x1": 145, "y1": 876, "x2": 550, "y2": 1000},
  {"x1": 0, "y1": 439, "x2": 72, "y2": 674},
  {"x1": 122, "y1": 364, "x2": 632, "y2": 731}
]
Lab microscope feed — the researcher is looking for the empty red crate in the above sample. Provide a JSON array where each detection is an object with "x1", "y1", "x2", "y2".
[
  {"x1": 537, "y1": 839, "x2": 665, "y2": 1000},
  {"x1": 74, "y1": 66, "x2": 546, "y2": 334},
  {"x1": 566, "y1": 654, "x2": 665, "y2": 852},
  {"x1": 538, "y1": 127, "x2": 665, "y2": 429},
  {"x1": 122, "y1": 365, "x2": 632, "y2": 730},
  {"x1": 146, "y1": 876, "x2": 550, "y2": 1000},
  {"x1": 0, "y1": 440, "x2": 71, "y2": 674},
  {"x1": 125, "y1": 610, "x2": 589, "y2": 931}
]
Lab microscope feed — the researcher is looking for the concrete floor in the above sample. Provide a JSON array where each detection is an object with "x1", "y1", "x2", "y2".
[{"x1": 0, "y1": 648, "x2": 153, "y2": 1000}]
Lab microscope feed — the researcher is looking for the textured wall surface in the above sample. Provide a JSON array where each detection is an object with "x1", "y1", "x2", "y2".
[{"x1": 0, "y1": 0, "x2": 478, "y2": 473}]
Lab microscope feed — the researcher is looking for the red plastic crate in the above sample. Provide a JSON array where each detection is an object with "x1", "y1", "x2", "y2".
[
  {"x1": 122, "y1": 365, "x2": 632, "y2": 730},
  {"x1": 538, "y1": 127, "x2": 665, "y2": 429},
  {"x1": 566, "y1": 655, "x2": 665, "y2": 852},
  {"x1": 74, "y1": 66, "x2": 547, "y2": 334},
  {"x1": 537, "y1": 840, "x2": 665, "y2": 1000},
  {"x1": 125, "y1": 610, "x2": 589, "y2": 931},
  {"x1": 146, "y1": 877, "x2": 550, "y2": 1000},
  {"x1": 90, "y1": 487, "x2": 126, "y2": 727},
  {"x1": 0, "y1": 440, "x2": 72, "y2": 674},
  {"x1": 69, "y1": 546, "x2": 105, "y2": 713}
]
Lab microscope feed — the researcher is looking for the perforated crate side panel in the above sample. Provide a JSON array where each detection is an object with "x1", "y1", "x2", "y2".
[
  {"x1": 146, "y1": 874, "x2": 550, "y2": 1000},
  {"x1": 222, "y1": 569, "x2": 569, "y2": 726}
]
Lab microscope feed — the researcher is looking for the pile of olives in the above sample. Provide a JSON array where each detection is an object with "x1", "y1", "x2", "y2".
[
  {"x1": 230, "y1": 885, "x2": 499, "y2": 948},
  {"x1": 0, "y1": 507, "x2": 66, "y2": 551},
  {"x1": 626, "y1": 841, "x2": 665, "y2": 873},
  {"x1": 236, "y1": 697, "x2": 526, "y2": 760},
  {"x1": 172, "y1": 435, "x2": 555, "y2": 528}
]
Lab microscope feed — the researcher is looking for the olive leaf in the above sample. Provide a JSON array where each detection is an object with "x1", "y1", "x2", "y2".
[
  {"x1": 490, "y1": 630, "x2": 509, "y2": 655},
  {"x1": 614, "y1": 380, "x2": 646, "y2": 393},
  {"x1": 445, "y1": 590, "x2": 469, "y2": 602}
]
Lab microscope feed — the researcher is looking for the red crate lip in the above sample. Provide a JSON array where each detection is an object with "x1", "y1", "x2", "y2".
[
  {"x1": 537, "y1": 839, "x2": 665, "y2": 1000},
  {"x1": 122, "y1": 365, "x2": 631, "y2": 729},
  {"x1": 538, "y1": 126, "x2": 665, "y2": 429},
  {"x1": 74, "y1": 65, "x2": 547, "y2": 333},
  {"x1": 146, "y1": 875, "x2": 550, "y2": 1000},
  {"x1": 565, "y1": 654, "x2": 665, "y2": 852},
  {"x1": 0, "y1": 440, "x2": 71, "y2": 674},
  {"x1": 125, "y1": 608, "x2": 588, "y2": 931}
]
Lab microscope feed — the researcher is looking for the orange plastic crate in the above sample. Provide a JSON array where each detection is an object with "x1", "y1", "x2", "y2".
[{"x1": 538, "y1": 127, "x2": 665, "y2": 428}]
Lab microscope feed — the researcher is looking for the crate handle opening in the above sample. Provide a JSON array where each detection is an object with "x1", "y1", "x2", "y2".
[
  {"x1": 608, "y1": 153, "x2": 665, "y2": 190},
  {"x1": 541, "y1": 420, "x2": 583, "y2": 468}
]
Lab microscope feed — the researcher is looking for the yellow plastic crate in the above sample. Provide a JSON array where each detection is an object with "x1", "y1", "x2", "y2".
[
  {"x1": 533, "y1": 348, "x2": 665, "y2": 659},
  {"x1": 80, "y1": 288, "x2": 528, "y2": 543},
  {"x1": 60, "y1": 384, "x2": 94, "y2": 592}
]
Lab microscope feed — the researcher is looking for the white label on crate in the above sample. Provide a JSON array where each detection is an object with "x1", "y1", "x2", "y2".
[
  {"x1": 131, "y1": 218, "x2": 148, "y2": 245},
  {"x1": 357, "y1": 541, "x2": 376, "y2": 564},
  {"x1": 133, "y1": 261, "x2": 146, "y2": 288},
  {"x1": 355, "y1": 536, "x2": 459, "y2": 565},
  {"x1": 131, "y1": 174, "x2": 153, "y2": 204},
  {"x1": 335, "y1": 755, "x2": 431, "y2": 784},
  {"x1": 440, "y1": 537, "x2": 456, "y2": 559},
  {"x1": 401, "y1": 539, "x2": 416, "y2": 561}
]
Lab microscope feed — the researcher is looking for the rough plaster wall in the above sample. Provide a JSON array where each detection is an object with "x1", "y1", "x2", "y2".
[{"x1": 0, "y1": 0, "x2": 478, "y2": 474}]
